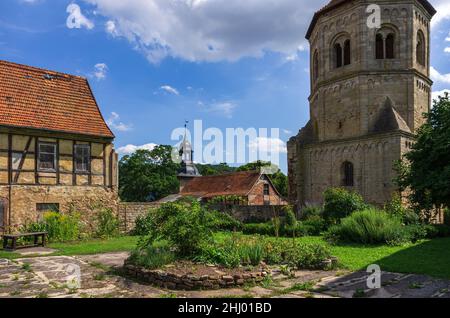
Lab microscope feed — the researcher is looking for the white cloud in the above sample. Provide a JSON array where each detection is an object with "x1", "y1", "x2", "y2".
[
  {"x1": 117, "y1": 143, "x2": 158, "y2": 155},
  {"x1": 83, "y1": 0, "x2": 319, "y2": 63},
  {"x1": 431, "y1": 0, "x2": 450, "y2": 27},
  {"x1": 445, "y1": 47, "x2": 450, "y2": 53},
  {"x1": 432, "y1": 89, "x2": 450, "y2": 101},
  {"x1": 93, "y1": 63, "x2": 108, "y2": 80},
  {"x1": 66, "y1": 3, "x2": 94, "y2": 30},
  {"x1": 249, "y1": 137, "x2": 287, "y2": 154},
  {"x1": 106, "y1": 112, "x2": 132, "y2": 132},
  {"x1": 160, "y1": 85, "x2": 179, "y2": 95},
  {"x1": 431, "y1": 66, "x2": 450, "y2": 84},
  {"x1": 198, "y1": 101, "x2": 237, "y2": 118},
  {"x1": 105, "y1": 20, "x2": 118, "y2": 36},
  {"x1": 282, "y1": 129, "x2": 292, "y2": 135}
]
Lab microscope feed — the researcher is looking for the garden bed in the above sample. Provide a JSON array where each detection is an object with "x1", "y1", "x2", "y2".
[{"x1": 123, "y1": 260, "x2": 269, "y2": 290}]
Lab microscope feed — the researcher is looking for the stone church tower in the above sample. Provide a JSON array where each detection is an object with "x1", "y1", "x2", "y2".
[{"x1": 288, "y1": 0, "x2": 436, "y2": 207}]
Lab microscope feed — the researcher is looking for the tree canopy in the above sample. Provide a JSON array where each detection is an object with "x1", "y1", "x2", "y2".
[
  {"x1": 119, "y1": 145, "x2": 180, "y2": 202},
  {"x1": 395, "y1": 93, "x2": 450, "y2": 217}
]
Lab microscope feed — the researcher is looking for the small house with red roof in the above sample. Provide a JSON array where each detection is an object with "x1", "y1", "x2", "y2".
[{"x1": 0, "y1": 60, "x2": 118, "y2": 232}]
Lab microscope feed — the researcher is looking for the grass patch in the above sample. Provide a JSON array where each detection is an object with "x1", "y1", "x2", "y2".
[
  {"x1": 48, "y1": 236, "x2": 139, "y2": 256},
  {"x1": 214, "y1": 233, "x2": 450, "y2": 279}
]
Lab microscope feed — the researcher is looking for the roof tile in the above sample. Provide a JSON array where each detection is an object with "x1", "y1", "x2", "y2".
[{"x1": 0, "y1": 60, "x2": 114, "y2": 138}]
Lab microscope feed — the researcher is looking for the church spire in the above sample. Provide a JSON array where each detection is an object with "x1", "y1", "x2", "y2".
[{"x1": 177, "y1": 121, "x2": 201, "y2": 192}]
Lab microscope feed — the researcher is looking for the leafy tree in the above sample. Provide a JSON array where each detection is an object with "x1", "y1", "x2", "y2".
[
  {"x1": 237, "y1": 160, "x2": 288, "y2": 198},
  {"x1": 197, "y1": 163, "x2": 237, "y2": 176},
  {"x1": 119, "y1": 145, "x2": 180, "y2": 202},
  {"x1": 395, "y1": 93, "x2": 450, "y2": 220}
]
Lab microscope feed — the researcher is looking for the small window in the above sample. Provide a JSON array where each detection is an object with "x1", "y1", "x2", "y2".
[
  {"x1": 342, "y1": 161, "x2": 354, "y2": 187},
  {"x1": 376, "y1": 34, "x2": 384, "y2": 59},
  {"x1": 38, "y1": 143, "x2": 56, "y2": 171},
  {"x1": 385, "y1": 33, "x2": 395, "y2": 59},
  {"x1": 416, "y1": 31, "x2": 425, "y2": 66},
  {"x1": 313, "y1": 50, "x2": 319, "y2": 81},
  {"x1": 334, "y1": 43, "x2": 343, "y2": 68},
  {"x1": 344, "y1": 40, "x2": 351, "y2": 65},
  {"x1": 74, "y1": 144, "x2": 91, "y2": 172},
  {"x1": 263, "y1": 184, "x2": 270, "y2": 196}
]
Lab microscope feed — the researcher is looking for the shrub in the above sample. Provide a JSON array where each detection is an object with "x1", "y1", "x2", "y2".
[
  {"x1": 129, "y1": 242, "x2": 175, "y2": 269},
  {"x1": 196, "y1": 235, "x2": 242, "y2": 268},
  {"x1": 300, "y1": 206, "x2": 323, "y2": 221},
  {"x1": 325, "y1": 209, "x2": 409, "y2": 245},
  {"x1": 132, "y1": 210, "x2": 155, "y2": 236},
  {"x1": 140, "y1": 201, "x2": 212, "y2": 257},
  {"x1": 384, "y1": 194, "x2": 418, "y2": 225},
  {"x1": 301, "y1": 216, "x2": 327, "y2": 235},
  {"x1": 206, "y1": 210, "x2": 242, "y2": 232},
  {"x1": 262, "y1": 238, "x2": 332, "y2": 269},
  {"x1": 240, "y1": 242, "x2": 264, "y2": 266},
  {"x1": 96, "y1": 208, "x2": 120, "y2": 238},
  {"x1": 430, "y1": 224, "x2": 450, "y2": 238},
  {"x1": 444, "y1": 209, "x2": 450, "y2": 226},
  {"x1": 323, "y1": 188, "x2": 366, "y2": 224},
  {"x1": 283, "y1": 206, "x2": 297, "y2": 227},
  {"x1": 23, "y1": 212, "x2": 82, "y2": 243},
  {"x1": 243, "y1": 223, "x2": 274, "y2": 236}
]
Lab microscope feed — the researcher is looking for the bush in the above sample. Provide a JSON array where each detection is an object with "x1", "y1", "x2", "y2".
[
  {"x1": 206, "y1": 211, "x2": 242, "y2": 232},
  {"x1": 129, "y1": 242, "x2": 175, "y2": 269},
  {"x1": 243, "y1": 223, "x2": 274, "y2": 236},
  {"x1": 426, "y1": 224, "x2": 450, "y2": 238},
  {"x1": 240, "y1": 242, "x2": 264, "y2": 266},
  {"x1": 262, "y1": 238, "x2": 332, "y2": 269},
  {"x1": 384, "y1": 194, "x2": 418, "y2": 225},
  {"x1": 323, "y1": 188, "x2": 367, "y2": 224},
  {"x1": 300, "y1": 206, "x2": 323, "y2": 221},
  {"x1": 325, "y1": 209, "x2": 409, "y2": 245},
  {"x1": 283, "y1": 206, "x2": 297, "y2": 227},
  {"x1": 196, "y1": 235, "x2": 242, "y2": 268},
  {"x1": 139, "y1": 202, "x2": 212, "y2": 257},
  {"x1": 96, "y1": 208, "x2": 120, "y2": 238},
  {"x1": 132, "y1": 210, "x2": 155, "y2": 236},
  {"x1": 444, "y1": 209, "x2": 450, "y2": 226},
  {"x1": 23, "y1": 212, "x2": 81, "y2": 243},
  {"x1": 302, "y1": 216, "x2": 327, "y2": 235}
]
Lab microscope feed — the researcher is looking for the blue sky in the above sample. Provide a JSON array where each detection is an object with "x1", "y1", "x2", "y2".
[{"x1": 1, "y1": 0, "x2": 449, "y2": 173}]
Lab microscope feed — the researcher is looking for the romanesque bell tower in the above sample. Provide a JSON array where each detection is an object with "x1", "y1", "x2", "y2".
[{"x1": 288, "y1": 0, "x2": 436, "y2": 207}]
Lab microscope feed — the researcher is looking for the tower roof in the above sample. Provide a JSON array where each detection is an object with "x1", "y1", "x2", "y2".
[
  {"x1": 371, "y1": 98, "x2": 412, "y2": 134},
  {"x1": 306, "y1": 0, "x2": 436, "y2": 40}
]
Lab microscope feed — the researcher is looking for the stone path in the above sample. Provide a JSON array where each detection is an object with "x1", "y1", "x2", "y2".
[{"x1": 1, "y1": 252, "x2": 450, "y2": 298}]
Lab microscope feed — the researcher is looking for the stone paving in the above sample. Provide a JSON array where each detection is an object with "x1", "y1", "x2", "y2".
[{"x1": 1, "y1": 252, "x2": 450, "y2": 298}]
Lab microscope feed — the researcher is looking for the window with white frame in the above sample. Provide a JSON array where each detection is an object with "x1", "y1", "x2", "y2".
[
  {"x1": 74, "y1": 144, "x2": 90, "y2": 172},
  {"x1": 38, "y1": 143, "x2": 56, "y2": 171}
]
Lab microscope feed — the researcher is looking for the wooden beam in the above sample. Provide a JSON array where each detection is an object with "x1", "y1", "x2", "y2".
[{"x1": 13, "y1": 136, "x2": 33, "y2": 184}]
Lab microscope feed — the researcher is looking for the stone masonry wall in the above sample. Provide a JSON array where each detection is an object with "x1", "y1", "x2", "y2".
[
  {"x1": 0, "y1": 185, "x2": 118, "y2": 233},
  {"x1": 118, "y1": 202, "x2": 161, "y2": 233},
  {"x1": 209, "y1": 204, "x2": 288, "y2": 223}
]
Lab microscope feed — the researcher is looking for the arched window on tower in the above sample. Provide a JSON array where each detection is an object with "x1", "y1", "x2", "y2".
[
  {"x1": 313, "y1": 50, "x2": 319, "y2": 81},
  {"x1": 376, "y1": 34, "x2": 384, "y2": 59},
  {"x1": 344, "y1": 40, "x2": 351, "y2": 65},
  {"x1": 334, "y1": 43, "x2": 343, "y2": 68},
  {"x1": 416, "y1": 31, "x2": 425, "y2": 66},
  {"x1": 342, "y1": 161, "x2": 354, "y2": 187},
  {"x1": 385, "y1": 33, "x2": 395, "y2": 59}
]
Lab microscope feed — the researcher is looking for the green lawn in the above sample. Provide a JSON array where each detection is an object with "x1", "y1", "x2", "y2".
[
  {"x1": 0, "y1": 236, "x2": 139, "y2": 259},
  {"x1": 214, "y1": 232, "x2": 450, "y2": 279},
  {"x1": 2, "y1": 233, "x2": 450, "y2": 279}
]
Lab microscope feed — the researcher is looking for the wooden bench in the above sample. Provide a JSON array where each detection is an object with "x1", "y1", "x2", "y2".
[{"x1": 2, "y1": 232, "x2": 47, "y2": 251}]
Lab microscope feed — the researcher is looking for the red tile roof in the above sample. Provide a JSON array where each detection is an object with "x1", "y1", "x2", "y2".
[
  {"x1": 181, "y1": 171, "x2": 262, "y2": 198},
  {"x1": 0, "y1": 60, "x2": 114, "y2": 138},
  {"x1": 306, "y1": 0, "x2": 436, "y2": 39}
]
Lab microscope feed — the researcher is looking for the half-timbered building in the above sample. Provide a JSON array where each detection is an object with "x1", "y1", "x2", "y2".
[{"x1": 0, "y1": 60, "x2": 118, "y2": 232}]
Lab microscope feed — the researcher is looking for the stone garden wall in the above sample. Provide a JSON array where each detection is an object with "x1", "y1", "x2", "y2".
[
  {"x1": 118, "y1": 202, "x2": 160, "y2": 233},
  {"x1": 123, "y1": 262, "x2": 268, "y2": 291}
]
